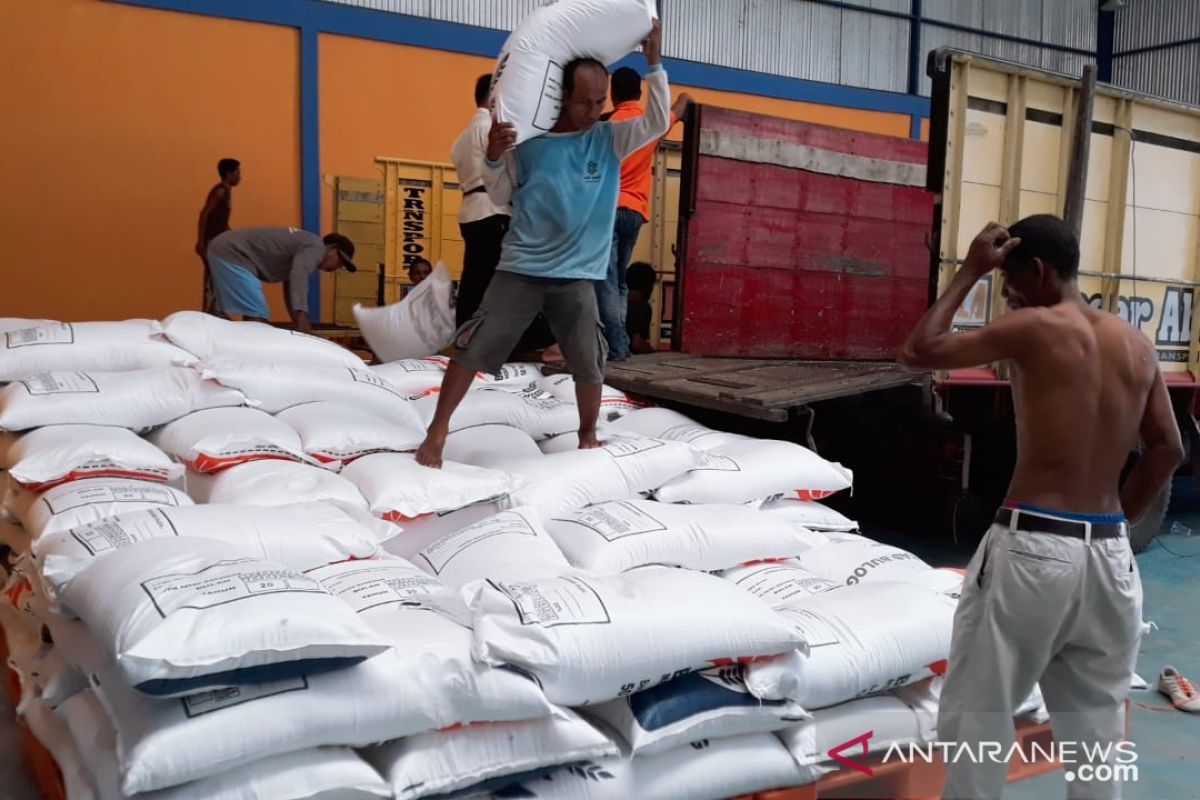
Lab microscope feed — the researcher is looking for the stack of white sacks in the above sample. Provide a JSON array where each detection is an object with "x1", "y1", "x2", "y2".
[{"x1": 0, "y1": 313, "x2": 1047, "y2": 800}]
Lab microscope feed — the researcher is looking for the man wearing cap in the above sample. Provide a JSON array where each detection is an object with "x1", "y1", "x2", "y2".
[{"x1": 205, "y1": 226, "x2": 356, "y2": 332}]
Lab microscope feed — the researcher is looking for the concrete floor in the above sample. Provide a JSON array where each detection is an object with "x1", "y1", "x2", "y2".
[{"x1": 2, "y1": 487, "x2": 1197, "y2": 799}]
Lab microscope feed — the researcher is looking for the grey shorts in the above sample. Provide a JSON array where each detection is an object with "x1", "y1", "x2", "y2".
[{"x1": 453, "y1": 271, "x2": 607, "y2": 385}]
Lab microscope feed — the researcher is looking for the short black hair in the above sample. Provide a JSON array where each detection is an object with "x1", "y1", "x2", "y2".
[
  {"x1": 1005, "y1": 214, "x2": 1080, "y2": 280},
  {"x1": 611, "y1": 67, "x2": 642, "y2": 103},
  {"x1": 217, "y1": 158, "x2": 240, "y2": 178},
  {"x1": 627, "y1": 261, "x2": 657, "y2": 293},
  {"x1": 408, "y1": 256, "x2": 432, "y2": 270},
  {"x1": 474, "y1": 74, "x2": 492, "y2": 107},
  {"x1": 562, "y1": 58, "x2": 607, "y2": 97}
]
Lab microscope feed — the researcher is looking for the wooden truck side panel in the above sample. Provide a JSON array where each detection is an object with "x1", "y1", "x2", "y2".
[{"x1": 676, "y1": 105, "x2": 934, "y2": 360}]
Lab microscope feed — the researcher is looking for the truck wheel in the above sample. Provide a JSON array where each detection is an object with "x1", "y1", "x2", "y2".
[{"x1": 1128, "y1": 478, "x2": 1171, "y2": 554}]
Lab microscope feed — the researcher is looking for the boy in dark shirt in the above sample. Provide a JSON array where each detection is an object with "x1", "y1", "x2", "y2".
[{"x1": 625, "y1": 261, "x2": 657, "y2": 354}]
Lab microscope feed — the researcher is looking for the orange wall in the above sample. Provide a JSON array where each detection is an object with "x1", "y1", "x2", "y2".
[
  {"x1": 3, "y1": 5, "x2": 918, "y2": 324},
  {"x1": 0, "y1": 0, "x2": 301, "y2": 322}
]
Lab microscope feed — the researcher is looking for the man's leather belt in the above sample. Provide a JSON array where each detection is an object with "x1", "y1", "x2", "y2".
[{"x1": 995, "y1": 508, "x2": 1125, "y2": 540}]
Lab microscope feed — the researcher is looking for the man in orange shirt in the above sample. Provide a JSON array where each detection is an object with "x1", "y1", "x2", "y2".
[{"x1": 596, "y1": 67, "x2": 690, "y2": 360}]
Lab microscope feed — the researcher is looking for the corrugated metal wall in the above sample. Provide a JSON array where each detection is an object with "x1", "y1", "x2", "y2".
[
  {"x1": 323, "y1": 0, "x2": 1109, "y2": 98},
  {"x1": 1112, "y1": 0, "x2": 1200, "y2": 106},
  {"x1": 917, "y1": 0, "x2": 1095, "y2": 94},
  {"x1": 322, "y1": 0, "x2": 548, "y2": 29},
  {"x1": 660, "y1": 0, "x2": 909, "y2": 93}
]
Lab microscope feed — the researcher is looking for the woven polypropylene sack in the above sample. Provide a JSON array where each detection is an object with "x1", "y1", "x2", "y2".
[
  {"x1": 467, "y1": 566, "x2": 805, "y2": 706},
  {"x1": 491, "y1": 0, "x2": 657, "y2": 144}
]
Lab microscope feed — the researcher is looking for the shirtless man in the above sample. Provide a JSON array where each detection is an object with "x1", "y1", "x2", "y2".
[{"x1": 898, "y1": 215, "x2": 1182, "y2": 800}]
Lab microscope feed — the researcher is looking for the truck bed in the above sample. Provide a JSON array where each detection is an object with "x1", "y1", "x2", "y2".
[{"x1": 604, "y1": 353, "x2": 916, "y2": 422}]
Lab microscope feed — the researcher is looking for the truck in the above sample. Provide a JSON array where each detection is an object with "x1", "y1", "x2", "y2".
[
  {"x1": 341, "y1": 48, "x2": 1200, "y2": 552},
  {"x1": 602, "y1": 48, "x2": 1200, "y2": 553}
]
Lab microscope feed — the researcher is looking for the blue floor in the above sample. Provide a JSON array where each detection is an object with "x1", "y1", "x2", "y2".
[{"x1": 867, "y1": 478, "x2": 1200, "y2": 799}]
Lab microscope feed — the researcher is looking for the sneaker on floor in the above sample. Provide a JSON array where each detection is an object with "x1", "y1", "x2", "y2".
[{"x1": 1158, "y1": 666, "x2": 1200, "y2": 712}]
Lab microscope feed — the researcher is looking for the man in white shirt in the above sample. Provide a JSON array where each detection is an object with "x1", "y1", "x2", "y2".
[{"x1": 451, "y1": 74, "x2": 512, "y2": 328}]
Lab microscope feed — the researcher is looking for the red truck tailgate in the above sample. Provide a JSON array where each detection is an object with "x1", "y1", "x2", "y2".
[{"x1": 677, "y1": 106, "x2": 934, "y2": 360}]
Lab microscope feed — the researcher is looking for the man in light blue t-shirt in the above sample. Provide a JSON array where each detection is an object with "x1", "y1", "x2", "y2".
[{"x1": 416, "y1": 21, "x2": 671, "y2": 467}]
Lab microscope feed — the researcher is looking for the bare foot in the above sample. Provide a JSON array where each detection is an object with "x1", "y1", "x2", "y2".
[
  {"x1": 414, "y1": 432, "x2": 446, "y2": 468},
  {"x1": 541, "y1": 344, "x2": 565, "y2": 365},
  {"x1": 578, "y1": 430, "x2": 602, "y2": 450}
]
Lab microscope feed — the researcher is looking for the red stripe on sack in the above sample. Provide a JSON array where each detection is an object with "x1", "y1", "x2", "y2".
[
  {"x1": 795, "y1": 489, "x2": 837, "y2": 502},
  {"x1": 926, "y1": 659, "x2": 948, "y2": 676},
  {"x1": 190, "y1": 453, "x2": 300, "y2": 474},
  {"x1": 19, "y1": 468, "x2": 170, "y2": 494},
  {"x1": 382, "y1": 511, "x2": 434, "y2": 524},
  {"x1": 707, "y1": 656, "x2": 766, "y2": 668}
]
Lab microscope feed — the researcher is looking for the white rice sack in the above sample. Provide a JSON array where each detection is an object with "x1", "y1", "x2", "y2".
[
  {"x1": 186, "y1": 459, "x2": 368, "y2": 510},
  {"x1": 161, "y1": 311, "x2": 364, "y2": 369},
  {"x1": 150, "y1": 406, "x2": 310, "y2": 472},
  {"x1": 776, "y1": 678, "x2": 940, "y2": 784},
  {"x1": 538, "y1": 431, "x2": 594, "y2": 454},
  {"x1": 443, "y1": 423, "x2": 544, "y2": 469},
  {"x1": 370, "y1": 355, "x2": 450, "y2": 395},
  {"x1": 915, "y1": 566, "x2": 966, "y2": 598},
  {"x1": 0, "y1": 320, "x2": 195, "y2": 382},
  {"x1": 760, "y1": 497, "x2": 860, "y2": 532},
  {"x1": 416, "y1": 383, "x2": 578, "y2": 441},
  {"x1": 6, "y1": 477, "x2": 194, "y2": 539},
  {"x1": 20, "y1": 698, "x2": 96, "y2": 800},
  {"x1": 382, "y1": 498, "x2": 510, "y2": 560},
  {"x1": 545, "y1": 500, "x2": 824, "y2": 573},
  {"x1": 341, "y1": 452, "x2": 519, "y2": 522},
  {"x1": 468, "y1": 566, "x2": 806, "y2": 706},
  {"x1": 48, "y1": 613, "x2": 551, "y2": 796},
  {"x1": 794, "y1": 537, "x2": 931, "y2": 587},
  {"x1": 21, "y1": 643, "x2": 89, "y2": 708},
  {"x1": 655, "y1": 439, "x2": 853, "y2": 505},
  {"x1": 35, "y1": 502, "x2": 395, "y2": 603},
  {"x1": 606, "y1": 407, "x2": 746, "y2": 451},
  {"x1": 365, "y1": 710, "x2": 616, "y2": 800},
  {"x1": 745, "y1": 581, "x2": 956, "y2": 709},
  {"x1": 476, "y1": 362, "x2": 545, "y2": 385},
  {"x1": 0, "y1": 317, "x2": 56, "y2": 332},
  {"x1": 720, "y1": 559, "x2": 839, "y2": 603},
  {"x1": 354, "y1": 263, "x2": 455, "y2": 361},
  {"x1": 494, "y1": 732, "x2": 802, "y2": 800},
  {"x1": 507, "y1": 438, "x2": 700, "y2": 520},
  {"x1": 0, "y1": 367, "x2": 244, "y2": 432},
  {"x1": 414, "y1": 507, "x2": 571, "y2": 589},
  {"x1": 491, "y1": 0, "x2": 656, "y2": 145},
  {"x1": 5, "y1": 424, "x2": 181, "y2": 492},
  {"x1": 201, "y1": 358, "x2": 424, "y2": 425},
  {"x1": 583, "y1": 666, "x2": 808, "y2": 756},
  {"x1": 537, "y1": 373, "x2": 651, "y2": 420},
  {"x1": 277, "y1": 401, "x2": 424, "y2": 465},
  {"x1": 59, "y1": 689, "x2": 392, "y2": 800},
  {"x1": 311, "y1": 558, "x2": 555, "y2": 720},
  {"x1": 62, "y1": 537, "x2": 390, "y2": 697}
]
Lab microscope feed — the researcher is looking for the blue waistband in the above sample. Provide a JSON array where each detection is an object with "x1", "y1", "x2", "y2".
[{"x1": 1004, "y1": 501, "x2": 1126, "y2": 525}]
